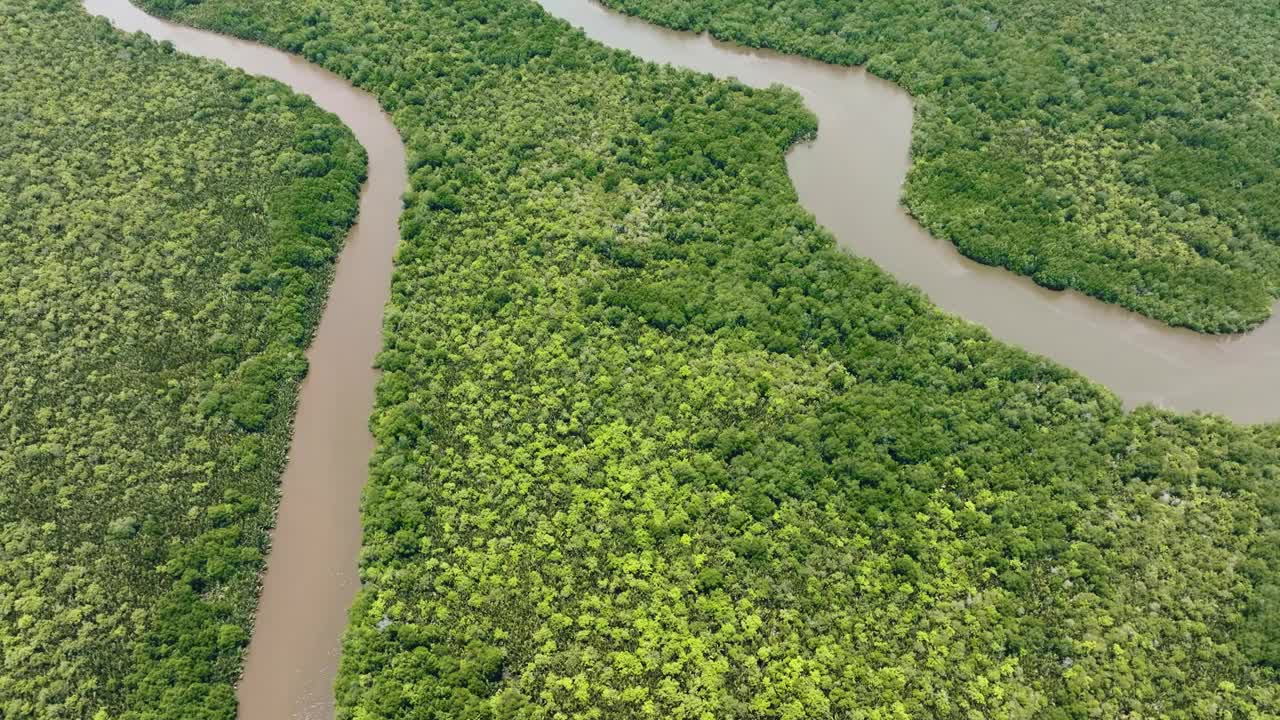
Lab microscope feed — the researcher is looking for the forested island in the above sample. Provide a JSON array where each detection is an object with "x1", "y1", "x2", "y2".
[
  {"x1": 602, "y1": 0, "x2": 1280, "y2": 332},
  {"x1": 3, "y1": 0, "x2": 1279, "y2": 718},
  {"x1": 139, "y1": 0, "x2": 1278, "y2": 717},
  {"x1": 0, "y1": 1, "x2": 364, "y2": 716}
]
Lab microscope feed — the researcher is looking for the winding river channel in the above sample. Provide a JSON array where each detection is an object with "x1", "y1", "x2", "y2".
[
  {"x1": 80, "y1": 0, "x2": 1279, "y2": 717},
  {"x1": 535, "y1": 0, "x2": 1280, "y2": 426},
  {"x1": 83, "y1": 2, "x2": 407, "y2": 718}
]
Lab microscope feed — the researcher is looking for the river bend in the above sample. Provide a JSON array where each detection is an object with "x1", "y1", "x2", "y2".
[{"x1": 539, "y1": 0, "x2": 1280, "y2": 425}]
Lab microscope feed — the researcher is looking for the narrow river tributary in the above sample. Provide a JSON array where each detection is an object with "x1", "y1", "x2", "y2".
[
  {"x1": 77, "y1": 0, "x2": 1279, "y2": 717},
  {"x1": 82, "y1": 2, "x2": 406, "y2": 719}
]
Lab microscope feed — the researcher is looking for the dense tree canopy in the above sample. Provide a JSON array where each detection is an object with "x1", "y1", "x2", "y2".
[
  {"x1": 0, "y1": 1, "x2": 363, "y2": 717},
  {"x1": 600, "y1": 0, "x2": 1280, "y2": 332},
  {"x1": 142, "y1": 0, "x2": 1280, "y2": 717}
]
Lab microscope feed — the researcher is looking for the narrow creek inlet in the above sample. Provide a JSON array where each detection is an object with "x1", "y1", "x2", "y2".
[
  {"x1": 81, "y1": 2, "x2": 408, "y2": 719},
  {"x1": 68, "y1": 0, "x2": 1277, "y2": 717}
]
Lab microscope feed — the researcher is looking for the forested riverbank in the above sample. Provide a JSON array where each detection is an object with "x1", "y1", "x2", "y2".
[
  {"x1": 140, "y1": 0, "x2": 1280, "y2": 717},
  {"x1": 0, "y1": 1, "x2": 364, "y2": 716},
  {"x1": 602, "y1": 0, "x2": 1280, "y2": 333}
]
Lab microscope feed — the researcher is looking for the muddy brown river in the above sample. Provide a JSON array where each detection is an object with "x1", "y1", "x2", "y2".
[
  {"x1": 79, "y1": 0, "x2": 1277, "y2": 717},
  {"x1": 82, "y1": 2, "x2": 407, "y2": 718}
]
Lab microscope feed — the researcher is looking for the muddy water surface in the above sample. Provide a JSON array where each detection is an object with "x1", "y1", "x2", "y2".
[
  {"x1": 538, "y1": 0, "x2": 1280, "y2": 424},
  {"x1": 82, "y1": 2, "x2": 407, "y2": 718}
]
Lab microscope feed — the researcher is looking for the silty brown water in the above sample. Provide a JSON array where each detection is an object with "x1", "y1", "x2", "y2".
[
  {"x1": 538, "y1": 0, "x2": 1280, "y2": 425},
  {"x1": 81, "y1": 1, "x2": 407, "y2": 718}
]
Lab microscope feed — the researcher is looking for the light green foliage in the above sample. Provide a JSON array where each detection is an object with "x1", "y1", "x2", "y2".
[
  {"x1": 602, "y1": 0, "x2": 1280, "y2": 332},
  {"x1": 149, "y1": 0, "x2": 1279, "y2": 717},
  {"x1": 0, "y1": 1, "x2": 364, "y2": 717}
]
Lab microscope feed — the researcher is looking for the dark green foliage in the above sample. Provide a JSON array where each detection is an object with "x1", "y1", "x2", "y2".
[
  {"x1": 145, "y1": 0, "x2": 1280, "y2": 716},
  {"x1": 0, "y1": 1, "x2": 364, "y2": 717},
  {"x1": 1238, "y1": 426, "x2": 1280, "y2": 670},
  {"x1": 602, "y1": 0, "x2": 1280, "y2": 332}
]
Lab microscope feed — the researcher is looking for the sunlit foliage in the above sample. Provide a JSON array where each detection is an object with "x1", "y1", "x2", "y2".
[
  {"x1": 603, "y1": 0, "x2": 1280, "y2": 332},
  {"x1": 149, "y1": 0, "x2": 1278, "y2": 717},
  {"x1": 0, "y1": 1, "x2": 363, "y2": 717}
]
